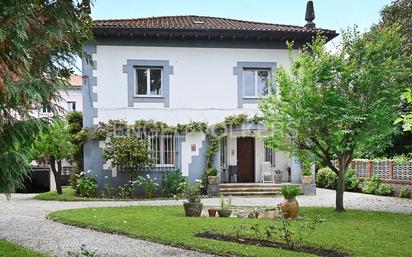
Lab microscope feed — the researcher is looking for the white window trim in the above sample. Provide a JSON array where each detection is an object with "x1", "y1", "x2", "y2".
[
  {"x1": 242, "y1": 69, "x2": 271, "y2": 98},
  {"x1": 134, "y1": 67, "x2": 164, "y2": 97}
]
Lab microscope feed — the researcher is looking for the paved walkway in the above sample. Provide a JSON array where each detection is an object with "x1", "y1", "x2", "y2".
[{"x1": 0, "y1": 189, "x2": 411, "y2": 257}]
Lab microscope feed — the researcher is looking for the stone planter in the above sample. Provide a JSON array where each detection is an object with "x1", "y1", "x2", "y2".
[
  {"x1": 208, "y1": 208, "x2": 217, "y2": 217},
  {"x1": 264, "y1": 209, "x2": 276, "y2": 219},
  {"x1": 280, "y1": 198, "x2": 299, "y2": 219},
  {"x1": 217, "y1": 209, "x2": 232, "y2": 218},
  {"x1": 183, "y1": 202, "x2": 203, "y2": 217},
  {"x1": 301, "y1": 175, "x2": 312, "y2": 184},
  {"x1": 208, "y1": 176, "x2": 220, "y2": 185}
]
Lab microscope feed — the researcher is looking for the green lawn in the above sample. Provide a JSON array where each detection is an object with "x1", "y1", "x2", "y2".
[
  {"x1": 33, "y1": 187, "x2": 87, "y2": 201},
  {"x1": 0, "y1": 239, "x2": 49, "y2": 257},
  {"x1": 48, "y1": 206, "x2": 412, "y2": 257}
]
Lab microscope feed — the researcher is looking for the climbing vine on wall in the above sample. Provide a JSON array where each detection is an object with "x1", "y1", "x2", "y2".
[{"x1": 91, "y1": 114, "x2": 264, "y2": 183}]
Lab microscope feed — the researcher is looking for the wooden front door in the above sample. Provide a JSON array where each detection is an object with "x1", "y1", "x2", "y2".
[{"x1": 237, "y1": 137, "x2": 255, "y2": 182}]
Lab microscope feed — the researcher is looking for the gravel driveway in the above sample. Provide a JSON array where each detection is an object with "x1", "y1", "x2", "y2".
[{"x1": 0, "y1": 188, "x2": 411, "y2": 257}]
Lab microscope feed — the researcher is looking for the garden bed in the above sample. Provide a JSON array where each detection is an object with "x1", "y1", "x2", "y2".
[{"x1": 196, "y1": 231, "x2": 348, "y2": 257}]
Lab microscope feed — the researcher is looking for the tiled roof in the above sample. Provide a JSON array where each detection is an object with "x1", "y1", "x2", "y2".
[
  {"x1": 94, "y1": 15, "x2": 335, "y2": 35},
  {"x1": 68, "y1": 75, "x2": 82, "y2": 88}
]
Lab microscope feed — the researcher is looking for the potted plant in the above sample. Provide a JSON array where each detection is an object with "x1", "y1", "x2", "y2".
[
  {"x1": 279, "y1": 185, "x2": 301, "y2": 219},
  {"x1": 264, "y1": 208, "x2": 277, "y2": 219},
  {"x1": 274, "y1": 169, "x2": 283, "y2": 183},
  {"x1": 208, "y1": 208, "x2": 217, "y2": 217},
  {"x1": 179, "y1": 180, "x2": 203, "y2": 217},
  {"x1": 206, "y1": 168, "x2": 219, "y2": 185},
  {"x1": 217, "y1": 195, "x2": 232, "y2": 217},
  {"x1": 301, "y1": 167, "x2": 312, "y2": 184}
]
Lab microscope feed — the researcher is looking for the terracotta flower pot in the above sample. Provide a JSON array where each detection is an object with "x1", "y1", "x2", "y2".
[
  {"x1": 208, "y1": 176, "x2": 220, "y2": 185},
  {"x1": 301, "y1": 175, "x2": 312, "y2": 184},
  {"x1": 280, "y1": 198, "x2": 299, "y2": 219},
  {"x1": 264, "y1": 209, "x2": 276, "y2": 219},
  {"x1": 183, "y1": 202, "x2": 203, "y2": 217},
  {"x1": 217, "y1": 209, "x2": 232, "y2": 218},
  {"x1": 208, "y1": 208, "x2": 217, "y2": 217}
]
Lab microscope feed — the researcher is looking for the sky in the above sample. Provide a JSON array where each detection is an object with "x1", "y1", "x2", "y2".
[{"x1": 74, "y1": 0, "x2": 393, "y2": 73}]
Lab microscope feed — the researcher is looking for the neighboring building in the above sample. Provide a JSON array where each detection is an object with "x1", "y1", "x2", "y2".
[
  {"x1": 35, "y1": 74, "x2": 83, "y2": 118},
  {"x1": 83, "y1": 12, "x2": 336, "y2": 190},
  {"x1": 21, "y1": 75, "x2": 83, "y2": 193}
]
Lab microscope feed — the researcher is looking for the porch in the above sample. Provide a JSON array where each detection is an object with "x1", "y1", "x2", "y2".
[{"x1": 219, "y1": 182, "x2": 300, "y2": 196}]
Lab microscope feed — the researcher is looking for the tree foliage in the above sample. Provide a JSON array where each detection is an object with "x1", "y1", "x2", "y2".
[
  {"x1": 103, "y1": 133, "x2": 155, "y2": 182},
  {"x1": 33, "y1": 118, "x2": 73, "y2": 194},
  {"x1": 259, "y1": 26, "x2": 412, "y2": 211},
  {"x1": 0, "y1": 0, "x2": 92, "y2": 192}
]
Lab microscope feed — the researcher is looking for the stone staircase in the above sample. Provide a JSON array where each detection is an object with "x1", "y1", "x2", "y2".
[{"x1": 219, "y1": 183, "x2": 295, "y2": 196}]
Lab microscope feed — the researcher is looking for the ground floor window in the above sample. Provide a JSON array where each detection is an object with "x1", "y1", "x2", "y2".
[
  {"x1": 264, "y1": 146, "x2": 275, "y2": 166},
  {"x1": 147, "y1": 133, "x2": 176, "y2": 167}
]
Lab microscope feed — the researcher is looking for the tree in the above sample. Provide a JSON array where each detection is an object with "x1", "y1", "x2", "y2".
[
  {"x1": 66, "y1": 111, "x2": 88, "y2": 186},
  {"x1": 378, "y1": 0, "x2": 412, "y2": 44},
  {"x1": 103, "y1": 133, "x2": 155, "y2": 187},
  {"x1": 0, "y1": 0, "x2": 92, "y2": 193},
  {"x1": 259, "y1": 27, "x2": 412, "y2": 212},
  {"x1": 33, "y1": 118, "x2": 73, "y2": 194}
]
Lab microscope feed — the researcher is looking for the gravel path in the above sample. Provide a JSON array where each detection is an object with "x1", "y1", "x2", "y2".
[{"x1": 0, "y1": 188, "x2": 411, "y2": 257}]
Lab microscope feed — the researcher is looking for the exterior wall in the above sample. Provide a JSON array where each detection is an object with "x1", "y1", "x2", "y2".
[
  {"x1": 92, "y1": 45, "x2": 294, "y2": 125},
  {"x1": 83, "y1": 43, "x2": 296, "y2": 185}
]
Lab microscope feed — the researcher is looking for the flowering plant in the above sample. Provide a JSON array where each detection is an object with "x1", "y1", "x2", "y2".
[
  {"x1": 178, "y1": 179, "x2": 203, "y2": 203},
  {"x1": 137, "y1": 174, "x2": 159, "y2": 198}
]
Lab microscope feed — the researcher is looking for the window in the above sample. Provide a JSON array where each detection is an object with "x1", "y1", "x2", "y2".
[
  {"x1": 67, "y1": 101, "x2": 76, "y2": 112},
  {"x1": 264, "y1": 146, "x2": 275, "y2": 166},
  {"x1": 41, "y1": 103, "x2": 52, "y2": 113},
  {"x1": 243, "y1": 69, "x2": 270, "y2": 97},
  {"x1": 135, "y1": 67, "x2": 163, "y2": 96},
  {"x1": 147, "y1": 133, "x2": 175, "y2": 167},
  {"x1": 220, "y1": 137, "x2": 227, "y2": 168}
]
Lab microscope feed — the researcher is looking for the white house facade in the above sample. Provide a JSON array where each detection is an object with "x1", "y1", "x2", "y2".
[{"x1": 82, "y1": 15, "x2": 336, "y2": 189}]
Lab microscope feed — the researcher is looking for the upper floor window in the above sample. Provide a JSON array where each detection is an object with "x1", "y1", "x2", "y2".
[
  {"x1": 135, "y1": 67, "x2": 163, "y2": 96},
  {"x1": 243, "y1": 69, "x2": 270, "y2": 98},
  {"x1": 67, "y1": 101, "x2": 76, "y2": 112}
]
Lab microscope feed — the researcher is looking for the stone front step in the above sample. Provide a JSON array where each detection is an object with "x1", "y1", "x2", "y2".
[{"x1": 219, "y1": 183, "x2": 296, "y2": 196}]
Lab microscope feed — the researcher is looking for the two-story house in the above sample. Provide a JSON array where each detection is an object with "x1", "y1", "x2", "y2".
[{"x1": 82, "y1": 12, "x2": 336, "y2": 192}]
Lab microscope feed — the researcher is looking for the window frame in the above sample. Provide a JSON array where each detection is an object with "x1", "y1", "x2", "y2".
[
  {"x1": 242, "y1": 68, "x2": 271, "y2": 98},
  {"x1": 220, "y1": 137, "x2": 227, "y2": 168},
  {"x1": 41, "y1": 103, "x2": 52, "y2": 114},
  {"x1": 67, "y1": 101, "x2": 76, "y2": 112},
  {"x1": 147, "y1": 133, "x2": 176, "y2": 168},
  {"x1": 134, "y1": 67, "x2": 164, "y2": 97},
  {"x1": 264, "y1": 146, "x2": 275, "y2": 167}
]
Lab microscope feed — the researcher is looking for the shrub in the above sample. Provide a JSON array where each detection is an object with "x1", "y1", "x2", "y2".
[
  {"x1": 344, "y1": 169, "x2": 360, "y2": 191},
  {"x1": 220, "y1": 195, "x2": 232, "y2": 210},
  {"x1": 137, "y1": 175, "x2": 159, "y2": 198},
  {"x1": 161, "y1": 169, "x2": 187, "y2": 197},
  {"x1": 75, "y1": 176, "x2": 97, "y2": 197},
  {"x1": 376, "y1": 183, "x2": 393, "y2": 196},
  {"x1": 362, "y1": 175, "x2": 381, "y2": 194},
  {"x1": 206, "y1": 168, "x2": 218, "y2": 176},
  {"x1": 280, "y1": 185, "x2": 302, "y2": 199},
  {"x1": 399, "y1": 187, "x2": 410, "y2": 198},
  {"x1": 179, "y1": 180, "x2": 203, "y2": 203},
  {"x1": 301, "y1": 167, "x2": 312, "y2": 176},
  {"x1": 316, "y1": 167, "x2": 338, "y2": 189}
]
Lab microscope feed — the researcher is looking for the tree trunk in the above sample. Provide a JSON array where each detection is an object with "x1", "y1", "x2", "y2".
[
  {"x1": 50, "y1": 156, "x2": 63, "y2": 195},
  {"x1": 335, "y1": 155, "x2": 349, "y2": 212}
]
